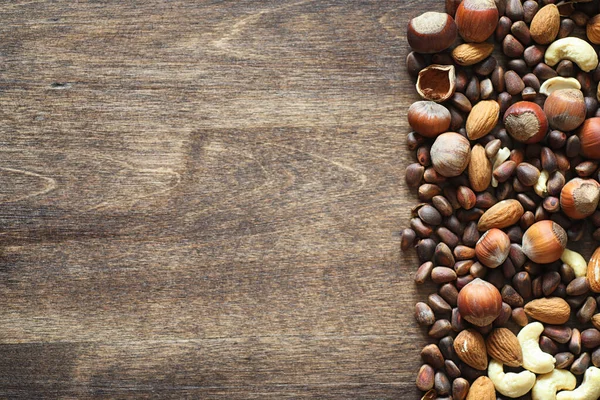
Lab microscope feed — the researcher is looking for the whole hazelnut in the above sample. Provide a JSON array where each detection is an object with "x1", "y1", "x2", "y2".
[
  {"x1": 416, "y1": 64, "x2": 456, "y2": 103},
  {"x1": 503, "y1": 101, "x2": 549, "y2": 143},
  {"x1": 407, "y1": 12, "x2": 458, "y2": 54},
  {"x1": 455, "y1": 0, "x2": 499, "y2": 43},
  {"x1": 457, "y1": 278, "x2": 503, "y2": 326},
  {"x1": 578, "y1": 117, "x2": 600, "y2": 159},
  {"x1": 430, "y1": 132, "x2": 471, "y2": 177},
  {"x1": 560, "y1": 177, "x2": 600, "y2": 220},
  {"x1": 475, "y1": 228, "x2": 511, "y2": 268},
  {"x1": 407, "y1": 101, "x2": 451, "y2": 138},
  {"x1": 522, "y1": 220, "x2": 567, "y2": 264},
  {"x1": 544, "y1": 89, "x2": 586, "y2": 132}
]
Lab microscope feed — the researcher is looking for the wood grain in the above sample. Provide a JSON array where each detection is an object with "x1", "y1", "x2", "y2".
[{"x1": 0, "y1": 0, "x2": 436, "y2": 398}]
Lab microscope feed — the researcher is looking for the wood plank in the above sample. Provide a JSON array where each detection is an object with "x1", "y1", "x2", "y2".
[{"x1": 0, "y1": 0, "x2": 436, "y2": 397}]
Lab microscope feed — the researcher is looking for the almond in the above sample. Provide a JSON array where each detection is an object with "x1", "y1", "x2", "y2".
[
  {"x1": 466, "y1": 376, "x2": 495, "y2": 400},
  {"x1": 452, "y1": 42, "x2": 494, "y2": 66},
  {"x1": 587, "y1": 246, "x2": 600, "y2": 293},
  {"x1": 454, "y1": 329, "x2": 488, "y2": 370},
  {"x1": 524, "y1": 297, "x2": 571, "y2": 324},
  {"x1": 485, "y1": 328, "x2": 523, "y2": 367},
  {"x1": 468, "y1": 144, "x2": 492, "y2": 192},
  {"x1": 466, "y1": 101, "x2": 500, "y2": 141},
  {"x1": 592, "y1": 314, "x2": 600, "y2": 330},
  {"x1": 477, "y1": 199, "x2": 524, "y2": 231},
  {"x1": 530, "y1": 4, "x2": 560, "y2": 45}
]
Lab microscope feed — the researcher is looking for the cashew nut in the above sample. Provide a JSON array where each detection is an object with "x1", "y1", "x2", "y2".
[
  {"x1": 556, "y1": 367, "x2": 600, "y2": 400},
  {"x1": 532, "y1": 369, "x2": 577, "y2": 400},
  {"x1": 488, "y1": 359, "x2": 536, "y2": 398},
  {"x1": 560, "y1": 248, "x2": 587, "y2": 278},
  {"x1": 518, "y1": 322, "x2": 556, "y2": 374},
  {"x1": 545, "y1": 37, "x2": 599, "y2": 72},
  {"x1": 491, "y1": 147, "x2": 511, "y2": 188},
  {"x1": 539, "y1": 77, "x2": 581, "y2": 96},
  {"x1": 534, "y1": 170, "x2": 550, "y2": 198}
]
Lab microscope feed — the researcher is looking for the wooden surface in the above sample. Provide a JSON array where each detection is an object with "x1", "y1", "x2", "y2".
[{"x1": 0, "y1": 1, "x2": 433, "y2": 398}]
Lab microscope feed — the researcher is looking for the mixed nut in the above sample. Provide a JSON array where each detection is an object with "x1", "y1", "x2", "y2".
[{"x1": 402, "y1": 0, "x2": 600, "y2": 399}]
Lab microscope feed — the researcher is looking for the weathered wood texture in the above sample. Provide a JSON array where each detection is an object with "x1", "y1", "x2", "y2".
[{"x1": 0, "y1": 0, "x2": 434, "y2": 398}]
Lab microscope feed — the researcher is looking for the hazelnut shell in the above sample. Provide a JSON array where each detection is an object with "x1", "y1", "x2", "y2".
[
  {"x1": 475, "y1": 228, "x2": 511, "y2": 268},
  {"x1": 503, "y1": 101, "x2": 549, "y2": 143},
  {"x1": 430, "y1": 132, "x2": 471, "y2": 177},
  {"x1": 578, "y1": 117, "x2": 600, "y2": 159},
  {"x1": 543, "y1": 88, "x2": 586, "y2": 132},
  {"x1": 407, "y1": 12, "x2": 458, "y2": 54},
  {"x1": 457, "y1": 278, "x2": 503, "y2": 326},
  {"x1": 455, "y1": 0, "x2": 499, "y2": 43},
  {"x1": 416, "y1": 64, "x2": 456, "y2": 103},
  {"x1": 408, "y1": 101, "x2": 452, "y2": 138},
  {"x1": 560, "y1": 177, "x2": 600, "y2": 219},
  {"x1": 521, "y1": 220, "x2": 567, "y2": 264}
]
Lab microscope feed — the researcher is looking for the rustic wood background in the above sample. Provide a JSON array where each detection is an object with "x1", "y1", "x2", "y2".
[{"x1": 0, "y1": 0, "x2": 434, "y2": 398}]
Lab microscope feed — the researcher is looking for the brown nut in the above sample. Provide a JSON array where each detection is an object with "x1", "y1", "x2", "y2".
[
  {"x1": 431, "y1": 132, "x2": 471, "y2": 177},
  {"x1": 457, "y1": 278, "x2": 503, "y2": 327},
  {"x1": 477, "y1": 199, "x2": 524, "y2": 231},
  {"x1": 416, "y1": 364, "x2": 435, "y2": 391},
  {"x1": 406, "y1": 52, "x2": 427, "y2": 79},
  {"x1": 452, "y1": 42, "x2": 495, "y2": 66},
  {"x1": 468, "y1": 144, "x2": 492, "y2": 192},
  {"x1": 578, "y1": 117, "x2": 600, "y2": 159},
  {"x1": 524, "y1": 297, "x2": 571, "y2": 324},
  {"x1": 521, "y1": 220, "x2": 567, "y2": 264},
  {"x1": 455, "y1": 0, "x2": 498, "y2": 43},
  {"x1": 407, "y1": 12, "x2": 458, "y2": 54},
  {"x1": 504, "y1": 101, "x2": 549, "y2": 143},
  {"x1": 408, "y1": 101, "x2": 451, "y2": 138},
  {"x1": 475, "y1": 228, "x2": 511, "y2": 268},
  {"x1": 417, "y1": 64, "x2": 457, "y2": 103},
  {"x1": 486, "y1": 327, "x2": 523, "y2": 367},
  {"x1": 503, "y1": 34, "x2": 525, "y2": 58},
  {"x1": 544, "y1": 89, "x2": 586, "y2": 132},
  {"x1": 587, "y1": 14, "x2": 600, "y2": 45},
  {"x1": 515, "y1": 162, "x2": 540, "y2": 187},
  {"x1": 454, "y1": 328, "x2": 488, "y2": 370},
  {"x1": 505, "y1": 0, "x2": 523, "y2": 21},
  {"x1": 587, "y1": 246, "x2": 600, "y2": 293},
  {"x1": 466, "y1": 100, "x2": 500, "y2": 140},
  {"x1": 560, "y1": 178, "x2": 600, "y2": 220},
  {"x1": 530, "y1": 4, "x2": 560, "y2": 44}
]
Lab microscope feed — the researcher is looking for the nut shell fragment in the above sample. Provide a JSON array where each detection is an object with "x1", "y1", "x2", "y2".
[{"x1": 417, "y1": 64, "x2": 456, "y2": 103}]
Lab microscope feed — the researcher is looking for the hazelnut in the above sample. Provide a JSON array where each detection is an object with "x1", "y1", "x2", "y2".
[
  {"x1": 475, "y1": 228, "x2": 511, "y2": 268},
  {"x1": 416, "y1": 64, "x2": 456, "y2": 103},
  {"x1": 431, "y1": 132, "x2": 471, "y2": 177},
  {"x1": 560, "y1": 177, "x2": 600, "y2": 220},
  {"x1": 522, "y1": 220, "x2": 567, "y2": 264},
  {"x1": 406, "y1": 12, "x2": 457, "y2": 54},
  {"x1": 544, "y1": 89, "x2": 586, "y2": 132},
  {"x1": 457, "y1": 278, "x2": 503, "y2": 326},
  {"x1": 503, "y1": 101, "x2": 549, "y2": 143},
  {"x1": 407, "y1": 101, "x2": 451, "y2": 138},
  {"x1": 578, "y1": 117, "x2": 600, "y2": 159},
  {"x1": 455, "y1": 0, "x2": 498, "y2": 43},
  {"x1": 407, "y1": 12, "x2": 458, "y2": 54}
]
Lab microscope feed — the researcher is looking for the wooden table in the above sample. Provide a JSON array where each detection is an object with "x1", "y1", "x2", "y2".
[{"x1": 0, "y1": 1, "x2": 432, "y2": 398}]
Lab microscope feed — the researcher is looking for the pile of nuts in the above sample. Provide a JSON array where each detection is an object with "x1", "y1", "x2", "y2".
[{"x1": 402, "y1": 0, "x2": 600, "y2": 398}]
